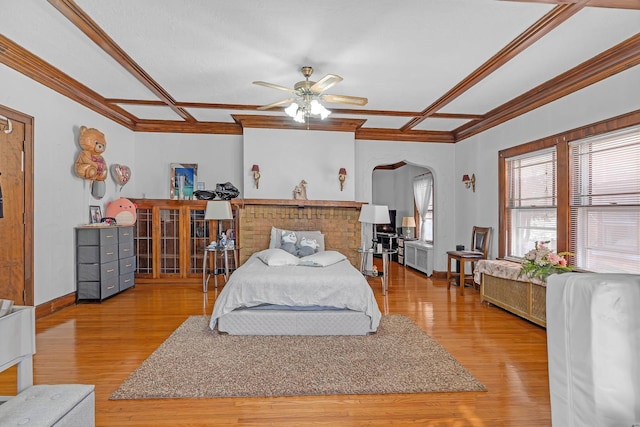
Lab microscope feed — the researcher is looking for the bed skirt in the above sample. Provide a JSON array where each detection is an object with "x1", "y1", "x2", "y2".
[{"x1": 217, "y1": 305, "x2": 375, "y2": 336}]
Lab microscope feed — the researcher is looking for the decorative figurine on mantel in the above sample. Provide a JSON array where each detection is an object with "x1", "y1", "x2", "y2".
[{"x1": 293, "y1": 180, "x2": 308, "y2": 200}]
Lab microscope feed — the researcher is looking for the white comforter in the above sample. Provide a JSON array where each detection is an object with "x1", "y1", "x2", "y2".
[{"x1": 209, "y1": 252, "x2": 381, "y2": 330}]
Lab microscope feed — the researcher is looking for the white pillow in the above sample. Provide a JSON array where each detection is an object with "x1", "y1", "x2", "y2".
[
  {"x1": 299, "y1": 251, "x2": 347, "y2": 267},
  {"x1": 257, "y1": 248, "x2": 300, "y2": 266}
]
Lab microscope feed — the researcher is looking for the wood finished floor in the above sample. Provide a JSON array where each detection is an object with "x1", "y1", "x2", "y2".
[{"x1": 0, "y1": 261, "x2": 551, "y2": 426}]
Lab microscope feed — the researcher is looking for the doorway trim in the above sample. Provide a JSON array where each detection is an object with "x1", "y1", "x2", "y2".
[{"x1": 0, "y1": 104, "x2": 34, "y2": 306}]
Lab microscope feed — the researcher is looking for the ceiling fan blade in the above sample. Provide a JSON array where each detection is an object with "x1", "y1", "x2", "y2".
[
  {"x1": 309, "y1": 74, "x2": 343, "y2": 93},
  {"x1": 258, "y1": 98, "x2": 296, "y2": 110},
  {"x1": 253, "y1": 81, "x2": 297, "y2": 94},
  {"x1": 322, "y1": 94, "x2": 368, "y2": 106}
]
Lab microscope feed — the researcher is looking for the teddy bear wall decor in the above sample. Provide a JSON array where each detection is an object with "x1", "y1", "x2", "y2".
[{"x1": 74, "y1": 126, "x2": 107, "y2": 181}]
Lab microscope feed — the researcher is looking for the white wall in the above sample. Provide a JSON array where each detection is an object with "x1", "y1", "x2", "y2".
[
  {"x1": 243, "y1": 128, "x2": 356, "y2": 201},
  {"x1": 131, "y1": 133, "x2": 243, "y2": 199},
  {"x1": 454, "y1": 66, "x2": 640, "y2": 260},
  {"x1": 0, "y1": 65, "x2": 135, "y2": 305}
]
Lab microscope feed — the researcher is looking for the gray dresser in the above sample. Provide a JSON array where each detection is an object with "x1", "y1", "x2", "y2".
[{"x1": 76, "y1": 226, "x2": 136, "y2": 302}]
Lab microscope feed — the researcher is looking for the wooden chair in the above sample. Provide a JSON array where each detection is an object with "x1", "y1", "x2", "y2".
[{"x1": 446, "y1": 226, "x2": 491, "y2": 295}]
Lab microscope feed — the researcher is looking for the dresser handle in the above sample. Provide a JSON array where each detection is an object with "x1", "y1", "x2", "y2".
[
  {"x1": 123, "y1": 248, "x2": 130, "y2": 252},
  {"x1": 107, "y1": 268, "x2": 114, "y2": 273},
  {"x1": 125, "y1": 264, "x2": 132, "y2": 268},
  {"x1": 106, "y1": 252, "x2": 114, "y2": 255},
  {"x1": 107, "y1": 285, "x2": 115, "y2": 290},
  {"x1": 123, "y1": 232, "x2": 130, "y2": 236},
  {"x1": 124, "y1": 279, "x2": 131, "y2": 283},
  {"x1": 106, "y1": 235, "x2": 114, "y2": 239}
]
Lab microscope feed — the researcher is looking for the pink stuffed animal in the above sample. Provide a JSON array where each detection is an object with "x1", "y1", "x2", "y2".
[{"x1": 105, "y1": 197, "x2": 137, "y2": 226}]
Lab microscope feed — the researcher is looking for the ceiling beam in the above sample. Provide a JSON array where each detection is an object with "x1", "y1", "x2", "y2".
[
  {"x1": 232, "y1": 115, "x2": 367, "y2": 132},
  {"x1": 105, "y1": 99, "x2": 484, "y2": 120},
  {"x1": 0, "y1": 34, "x2": 136, "y2": 128},
  {"x1": 356, "y1": 128, "x2": 455, "y2": 143},
  {"x1": 454, "y1": 33, "x2": 640, "y2": 140},
  {"x1": 48, "y1": 0, "x2": 197, "y2": 123},
  {"x1": 399, "y1": 1, "x2": 589, "y2": 132},
  {"x1": 133, "y1": 120, "x2": 242, "y2": 134},
  {"x1": 502, "y1": 0, "x2": 640, "y2": 10}
]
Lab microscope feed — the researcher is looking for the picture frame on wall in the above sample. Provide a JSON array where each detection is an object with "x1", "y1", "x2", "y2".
[
  {"x1": 170, "y1": 163, "x2": 198, "y2": 199},
  {"x1": 89, "y1": 205, "x2": 102, "y2": 224}
]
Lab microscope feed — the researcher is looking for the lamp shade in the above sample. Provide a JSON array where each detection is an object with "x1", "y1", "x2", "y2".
[
  {"x1": 339, "y1": 168, "x2": 347, "y2": 175},
  {"x1": 204, "y1": 201, "x2": 233, "y2": 220},
  {"x1": 358, "y1": 204, "x2": 390, "y2": 224},
  {"x1": 402, "y1": 216, "x2": 416, "y2": 228},
  {"x1": 462, "y1": 174, "x2": 470, "y2": 182},
  {"x1": 251, "y1": 164, "x2": 259, "y2": 172}
]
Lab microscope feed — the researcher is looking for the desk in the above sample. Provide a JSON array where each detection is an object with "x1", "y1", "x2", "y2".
[
  {"x1": 357, "y1": 248, "x2": 397, "y2": 296},
  {"x1": 203, "y1": 246, "x2": 240, "y2": 292},
  {"x1": 446, "y1": 250, "x2": 485, "y2": 296}
]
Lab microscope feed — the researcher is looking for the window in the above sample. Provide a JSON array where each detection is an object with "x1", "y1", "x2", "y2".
[
  {"x1": 569, "y1": 127, "x2": 640, "y2": 274},
  {"x1": 505, "y1": 149, "x2": 557, "y2": 257},
  {"x1": 413, "y1": 173, "x2": 433, "y2": 243}
]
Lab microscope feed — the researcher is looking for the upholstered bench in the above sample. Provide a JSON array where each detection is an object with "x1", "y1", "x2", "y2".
[
  {"x1": 0, "y1": 384, "x2": 95, "y2": 427},
  {"x1": 474, "y1": 259, "x2": 547, "y2": 327}
]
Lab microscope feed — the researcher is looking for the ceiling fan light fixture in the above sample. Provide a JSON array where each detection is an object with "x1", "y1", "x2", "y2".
[
  {"x1": 284, "y1": 102, "x2": 299, "y2": 118},
  {"x1": 310, "y1": 99, "x2": 331, "y2": 119},
  {"x1": 294, "y1": 110, "x2": 305, "y2": 123}
]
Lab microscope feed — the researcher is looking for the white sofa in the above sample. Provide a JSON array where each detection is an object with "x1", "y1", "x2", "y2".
[
  {"x1": 546, "y1": 273, "x2": 640, "y2": 426},
  {"x1": 0, "y1": 384, "x2": 95, "y2": 427},
  {"x1": 0, "y1": 306, "x2": 95, "y2": 426}
]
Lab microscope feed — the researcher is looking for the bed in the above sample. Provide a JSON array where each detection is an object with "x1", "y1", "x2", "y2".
[{"x1": 209, "y1": 231, "x2": 382, "y2": 335}]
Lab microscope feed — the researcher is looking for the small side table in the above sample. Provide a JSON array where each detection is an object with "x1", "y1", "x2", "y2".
[
  {"x1": 357, "y1": 248, "x2": 397, "y2": 296},
  {"x1": 203, "y1": 246, "x2": 240, "y2": 292}
]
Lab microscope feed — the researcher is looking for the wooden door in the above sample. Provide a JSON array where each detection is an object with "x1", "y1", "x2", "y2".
[{"x1": 0, "y1": 106, "x2": 33, "y2": 306}]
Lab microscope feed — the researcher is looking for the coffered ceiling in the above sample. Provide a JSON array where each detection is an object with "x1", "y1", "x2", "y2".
[{"x1": 1, "y1": 0, "x2": 638, "y2": 142}]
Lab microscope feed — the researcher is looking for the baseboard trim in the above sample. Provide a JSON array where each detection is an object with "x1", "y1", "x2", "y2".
[
  {"x1": 431, "y1": 270, "x2": 447, "y2": 279},
  {"x1": 35, "y1": 293, "x2": 76, "y2": 319}
]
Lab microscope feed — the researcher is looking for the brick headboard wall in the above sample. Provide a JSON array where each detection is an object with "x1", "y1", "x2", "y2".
[{"x1": 235, "y1": 199, "x2": 364, "y2": 267}]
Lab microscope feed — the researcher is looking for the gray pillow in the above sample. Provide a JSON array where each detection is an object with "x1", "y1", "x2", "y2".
[{"x1": 269, "y1": 227, "x2": 325, "y2": 251}]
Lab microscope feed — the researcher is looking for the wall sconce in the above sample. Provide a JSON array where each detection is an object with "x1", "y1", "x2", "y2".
[
  {"x1": 462, "y1": 173, "x2": 476, "y2": 192},
  {"x1": 251, "y1": 164, "x2": 260, "y2": 189},
  {"x1": 338, "y1": 168, "x2": 347, "y2": 191}
]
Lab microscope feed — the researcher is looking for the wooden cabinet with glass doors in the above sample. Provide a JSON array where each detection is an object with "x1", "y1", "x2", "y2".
[{"x1": 131, "y1": 199, "x2": 238, "y2": 284}]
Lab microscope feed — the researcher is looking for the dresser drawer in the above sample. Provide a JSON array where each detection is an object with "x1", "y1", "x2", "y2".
[
  {"x1": 118, "y1": 226, "x2": 134, "y2": 244},
  {"x1": 77, "y1": 260, "x2": 119, "y2": 282},
  {"x1": 119, "y1": 272, "x2": 135, "y2": 291},
  {"x1": 77, "y1": 227, "x2": 119, "y2": 246},
  {"x1": 76, "y1": 280, "x2": 118, "y2": 300},
  {"x1": 119, "y1": 256, "x2": 136, "y2": 275},
  {"x1": 119, "y1": 241, "x2": 134, "y2": 259},
  {"x1": 77, "y1": 244, "x2": 118, "y2": 263}
]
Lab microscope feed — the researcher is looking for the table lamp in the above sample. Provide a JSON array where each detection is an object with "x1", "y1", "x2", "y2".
[
  {"x1": 402, "y1": 216, "x2": 416, "y2": 238},
  {"x1": 204, "y1": 201, "x2": 233, "y2": 246},
  {"x1": 358, "y1": 204, "x2": 390, "y2": 249}
]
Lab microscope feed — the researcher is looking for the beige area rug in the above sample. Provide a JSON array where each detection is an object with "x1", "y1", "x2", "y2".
[{"x1": 110, "y1": 315, "x2": 486, "y2": 399}]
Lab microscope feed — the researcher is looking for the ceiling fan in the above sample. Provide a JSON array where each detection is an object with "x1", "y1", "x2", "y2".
[{"x1": 253, "y1": 66, "x2": 368, "y2": 122}]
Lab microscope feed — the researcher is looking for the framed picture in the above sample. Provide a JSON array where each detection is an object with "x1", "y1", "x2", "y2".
[
  {"x1": 89, "y1": 205, "x2": 102, "y2": 224},
  {"x1": 170, "y1": 163, "x2": 198, "y2": 199}
]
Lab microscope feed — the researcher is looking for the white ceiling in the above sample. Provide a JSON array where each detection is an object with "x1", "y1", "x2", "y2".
[{"x1": 1, "y1": 0, "x2": 639, "y2": 133}]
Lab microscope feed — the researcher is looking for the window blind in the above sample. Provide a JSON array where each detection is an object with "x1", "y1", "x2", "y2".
[
  {"x1": 506, "y1": 148, "x2": 557, "y2": 257},
  {"x1": 569, "y1": 126, "x2": 640, "y2": 273}
]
